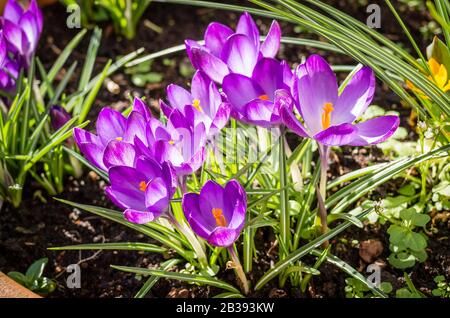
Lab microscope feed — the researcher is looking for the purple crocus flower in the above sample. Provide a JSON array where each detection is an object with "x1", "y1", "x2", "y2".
[
  {"x1": 2, "y1": 0, "x2": 43, "y2": 68},
  {"x1": 0, "y1": 31, "x2": 19, "y2": 92},
  {"x1": 160, "y1": 70, "x2": 230, "y2": 137},
  {"x1": 106, "y1": 157, "x2": 177, "y2": 224},
  {"x1": 182, "y1": 180, "x2": 246, "y2": 247},
  {"x1": 73, "y1": 98, "x2": 150, "y2": 171},
  {"x1": 50, "y1": 105, "x2": 71, "y2": 130},
  {"x1": 185, "y1": 12, "x2": 281, "y2": 83},
  {"x1": 134, "y1": 109, "x2": 207, "y2": 176},
  {"x1": 281, "y1": 55, "x2": 399, "y2": 146},
  {"x1": 223, "y1": 58, "x2": 294, "y2": 127}
]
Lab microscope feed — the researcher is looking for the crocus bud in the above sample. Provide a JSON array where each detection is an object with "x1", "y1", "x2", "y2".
[{"x1": 50, "y1": 105, "x2": 71, "y2": 130}]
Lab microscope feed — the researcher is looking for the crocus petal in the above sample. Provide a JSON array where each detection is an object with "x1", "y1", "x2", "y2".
[
  {"x1": 107, "y1": 166, "x2": 147, "y2": 211},
  {"x1": 96, "y1": 108, "x2": 126, "y2": 145},
  {"x1": 280, "y1": 106, "x2": 309, "y2": 137},
  {"x1": 208, "y1": 227, "x2": 239, "y2": 247},
  {"x1": 144, "y1": 177, "x2": 170, "y2": 215},
  {"x1": 260, "y1": 20, "x2": 281, "y2": 58},
  {"x1": 210, "y1": 103, "x2": 230, "y2": 134},
  {"x1": 221, "y1": 34, "x2": 257, "y2": 77},
  {"x1": 123, "y1": 111, "x2": 146, "y2": 143},
  {"x1": 313, "y1": 123, "x2": 357, "y2": 146},
  {"x1": 182, "y1": 193, "x2": 213, "y2": 239},
  {"x1": 252, "y1": 58, "x2": 285, "y2": 99},
  {"x1": 191, "y1": 70, "x2": 222, "y2": 116},
  {"x1": 161, "y1": 161, "x2": 178, "y2": 196},
  {"x1": 190, "y1": 47, "x2": 229, "y2": 83},
  {"x1": 133, "y1": 97, "x2": 151, "y2": 121},
  {"x1": 224, "y1": 180, "x2": 246, "y2": 230},
  {"x1": 236, "y1": 12, "x2": 260, "y2": 50},
  {"x1": 135, "y1": 156, "x2": 163, "y2": 181},
  {"x1": 20, "y1": 11, "x2": 39, "y2": 52},
  {"x1": 348, "y1": 116, "x2": 400, "y2": 146},
  {"x1": 332, "y1": 66, "x2": 375, "y2": 125},
  {"x1": 73, "y1": 128, "x2": 106, "y2": 170},
  {"x1": 199, "y1": 180, "x2": 225, "y2": 227},
  {"x1": 204, "y1": 22, "x2": 234, "y2": 57},
  {"x1": 167, "y1": 84, "x2": 193, "y2": 110},
  {"x1": 29, "y1": 0, "x2": 43, "y2": 33},
  {"x1": 185, "y1": 39, "x2": 203, "y2": 69},
  {"x1": 123, "y1": 208, "x2": 157, "y2": 224},
  {"x1": 244, "y1": 99, "x2": 277, "y2": 127},
  {"x1": 294, "y1": 55, "x2": 338, "y2": 135},
  {"x1": 222, "y1": 73, "x2": 264, "y2": 111},
  {"x1": 103, "y1": 140, "x2": 136, "y2": 169},
  {"x1": 3, "y1": 20, "x2": 25, "y2": 54},
  {"x1": 4, "y1": 0, "x2": 23, "y2": 24}
]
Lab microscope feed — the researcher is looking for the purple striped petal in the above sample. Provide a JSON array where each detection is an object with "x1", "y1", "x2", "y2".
[
  {"x1": 103, "y1": 140, "x2": 136, "y2": 169},
  {"x1": 106, "y1": 166, "x2": 147, "y2": 211},
  {"x1": 182, "y1": 193, "x2": 212, "y2": 239},
  {"x1": 261, "y1": 20, "x2": 281, "y2": 58},
  {"x1": 252, "y1": 58, "x2": 285, "y2": 100},
  {"x1": 236, "y1": 12, "x2": 260, "y2": 50},
  {"x1": 208, "y1": 227, "x2": 239, "y2": 247},
  {"x1": 4, "y1": 0, "x2": 23, "y2": 24},
  {"x1": 222, "y1": 73, "x2": 264, "y2": 111},
  {"x1": 73, "y1": 128, "x2": 106, "y2": 171},
  {"x1": 123, "y1": 111, "x2": 146, "y2": 144},
  {"x1": 167, "y1": 84, "x2": 192, "y2": 110},
  {"x1": 204, "y1": 22, "x2": 233, "y2": 57},
  {"x1": 280, "y1": 106, "x2": 309, "y2": 138},
  {"x1": 144, "y1": 177, "x2": 170, "y2": 215},
  {"x1": 190, "y1": 47, "x2": 229, "y2": 83},
  {"x1": 96, "y1": 108, "x2": 126, "y2": 145},
  {"x1": 313, "y1": 123, "x2": 357, "y2": 146},
  {"x1": 294, "y1": 55, "x2": 338, "y2": 135},
  {"x1": 123, "y1": 208, "x2": 158, "y2": 224},
  {"x1": 332, "y1": 66, "x2": 375, "y2": 125},
  {"x1": 221, "y1": 34, "x2": 258, "y2": 77},
  {"x1": 349, "y1": 116, "x2": 400, "y2": 146},
  {"x1": 133, "y1": 97, "x2": 151, "y2": 121},
  {"x1": 224, "y1": 180, "x2": 246, "y2": 230}
]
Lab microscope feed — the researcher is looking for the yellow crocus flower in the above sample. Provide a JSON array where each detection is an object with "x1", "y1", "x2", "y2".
[{"x1": 406, "y1": 58, "x2": 450, "y2": 98}]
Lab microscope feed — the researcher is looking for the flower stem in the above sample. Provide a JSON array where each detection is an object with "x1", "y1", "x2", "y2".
[
  {"x1": 318, "y1": 144, "x2": 330, "y2": 237},
  {"x1": 167, "y1": 212, "x2": 210, "y2": 273},
  {"x1": 228, "y1": 245, "x2": 249, "y2": 295}
]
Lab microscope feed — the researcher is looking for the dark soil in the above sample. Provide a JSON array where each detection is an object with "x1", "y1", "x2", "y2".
[{"x1": 0, "y1": 1, "x2": 448, "y2": 298}]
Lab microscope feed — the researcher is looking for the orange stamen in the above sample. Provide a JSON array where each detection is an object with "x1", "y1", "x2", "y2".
[
  {"x1": 259, "y1": 94, "x2": 270, "y2": 101},
  {"x1": 192, "y1": 99, "x2": 203, "y2": 112},
  {"x1": 321, "y1": 102, "x2": 334, "y2": 130},
  {"x1": 168, "y1": 140, "x2": 175, "y2": 145},
  {"x1": 212, "y1": 208, "x2": 227, "y2": 227},
  {"x1": 116, "y1": 137, "x2": 123, "y2": 141},
  {"x1": 139, "y1": 181, "x2": 147, "y2": 192}
]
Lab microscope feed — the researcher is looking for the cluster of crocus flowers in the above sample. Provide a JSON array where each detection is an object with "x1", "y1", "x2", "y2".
[
  {"x1": 185, "y1": 12, "x2": 280, "y2": 83},
  {"x1": 73, "y1": 11, "x2": 401, "y2": 294},
  {"x1": 406, "y1": 58, "x2": 450, "y2": 98},
  {"x1": 0, "y1": 0, "x2": 43, "y2": 92}
]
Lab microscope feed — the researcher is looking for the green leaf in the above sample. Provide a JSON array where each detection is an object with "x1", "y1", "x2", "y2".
[
  {"x1": 7, "y1": 272, "x2": 28, "y2": 286},
  {"x1": 49, "y1": 242, "x2": 167, "y2": 253},
  {"x1": 25, "y1": 258, "x2": 48, "y2": 282},
  {"x1": 388, "y1": 252, "x2": 416, "y2": 269},
  {"x1": 398, "y1": 183, "x2": 416, "y2": 197},
  {"x1": 254, "y1": 208, "x2": 373, "y2": 290},
  {"x1": 403, "y1": 231, "x2": 427, "y2": 251},
  {"x1": 111, "y1": 266, "x2": 241, "y2": 294},
  {"x1": 135, "y1": 259, "x2": 182, "y2": 298}
]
